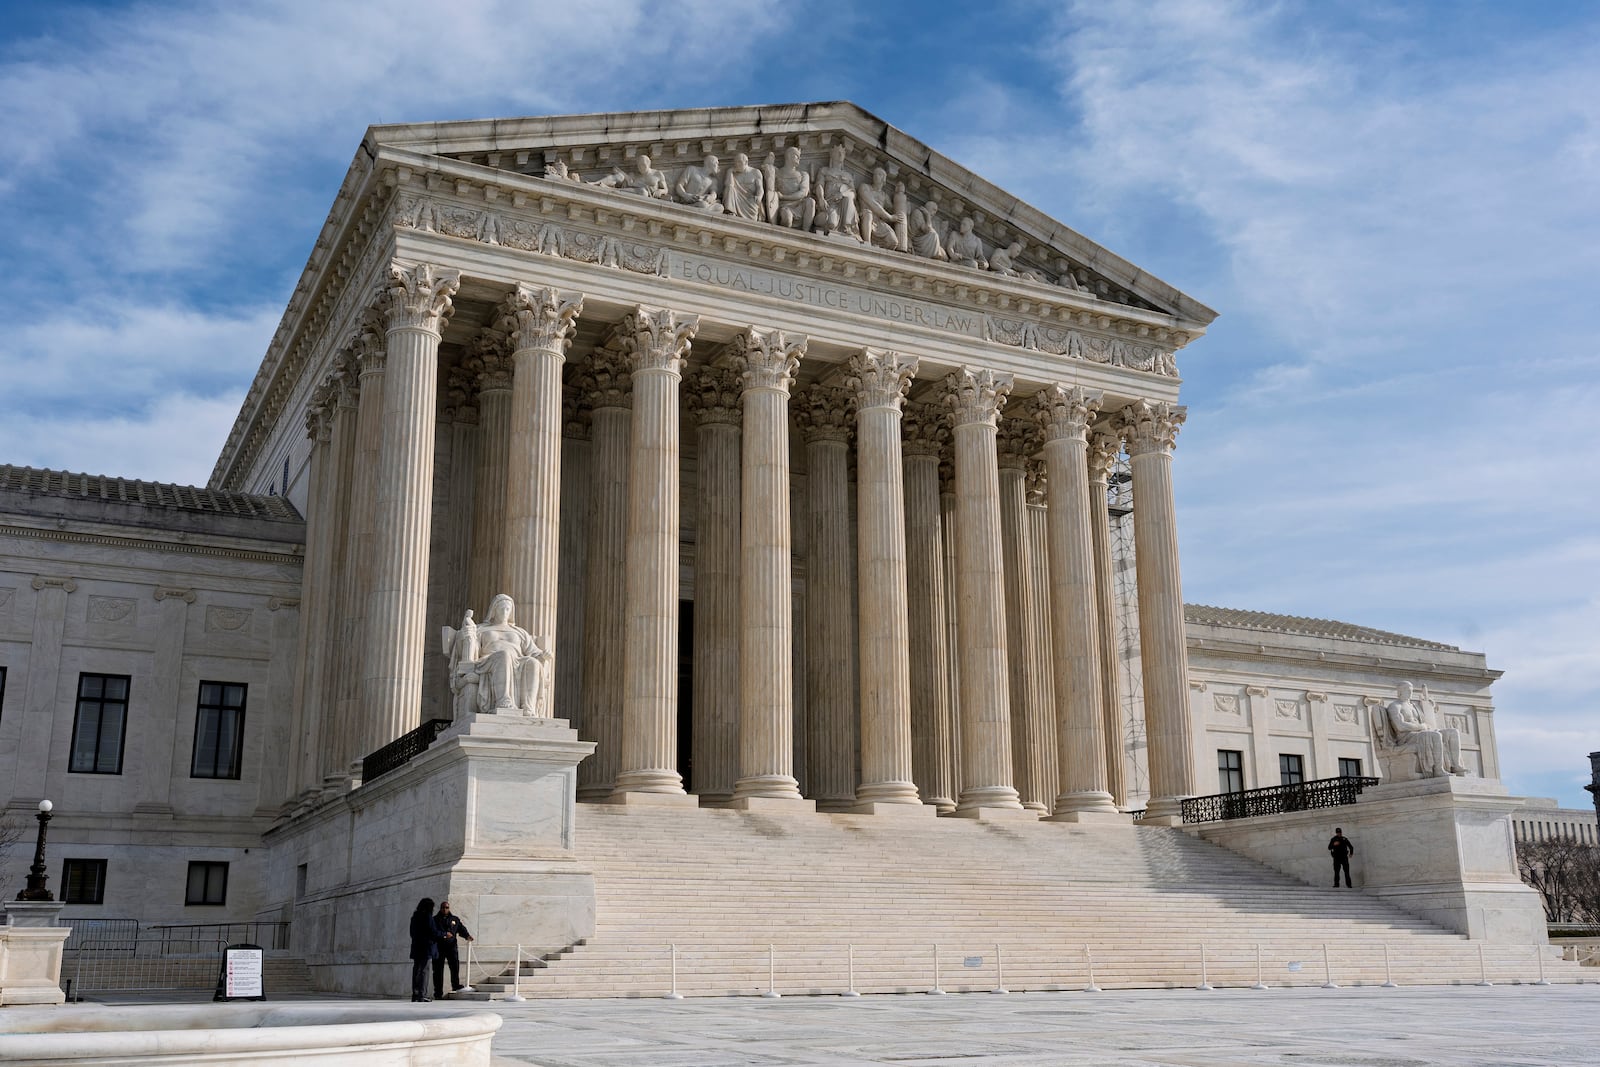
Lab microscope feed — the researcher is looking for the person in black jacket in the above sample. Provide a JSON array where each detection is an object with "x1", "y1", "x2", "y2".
[
  {"x1": 431, "y1": 899, "x2": 475, "y2": 998},
  {"x1": 1328, "y1": 827, "x2": 1355, "y2": 888},
  {"x1": 408, "y1": 897, "x2": 439, "y2": 1001}
]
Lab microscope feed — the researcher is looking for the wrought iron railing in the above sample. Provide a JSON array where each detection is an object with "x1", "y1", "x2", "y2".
[
  {"x1": 360, "y1": 718, "x2": 454, "y2": 783},
  {"x1": 1181, "y1": 776, "x2": 1379, "y2": 824}
]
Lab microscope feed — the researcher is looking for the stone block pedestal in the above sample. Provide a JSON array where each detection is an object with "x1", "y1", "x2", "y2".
[{"x1": 1, "y1": 901, "x2": 70, "y2": 1006}]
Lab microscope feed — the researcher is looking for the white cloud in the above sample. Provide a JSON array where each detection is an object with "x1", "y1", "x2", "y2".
[{"x1": 0, "y1": 391, "x2": 243, "y2": 487}]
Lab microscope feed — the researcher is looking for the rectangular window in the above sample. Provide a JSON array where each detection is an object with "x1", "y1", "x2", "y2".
[
  {"x1": 185, "y1": 862, "x2": 229, "y2": 906},
  {"x1": 62, "y1": 859, "x2": 107, "y2": 905},
  {"x1": 1279, "y1": 753, "x2": 1305, "y2": 785},
  {"x1": 191, "y1": 682, "x2": 247, "y2": 779},
  {"x1": 1338, "y1": 757, "x2": 1363, "y2": 778},
  {"x1": 0, "y1": 664, "x2": 8, "y2": 721},
  {"x1": 1217, "y1": 749, "x2": 1244, "y2": 794},
  {"x1": 69, "y1": 673, "x2": 130, "y2": 774}
]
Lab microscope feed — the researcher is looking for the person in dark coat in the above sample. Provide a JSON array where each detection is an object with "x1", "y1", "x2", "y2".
[
  {"x1": 431, "y1": 899, "x2": 475, "y2": 997},
  {"x1": 1328, "y1": 827, "x2": 1355, "y2": 888},
  {"x1": 408, "y1": 897, "x2": 439, "y2": 1001}
]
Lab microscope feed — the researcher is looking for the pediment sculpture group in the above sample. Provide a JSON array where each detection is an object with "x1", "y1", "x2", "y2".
[{"x1": 544, "y1": 143, "x2": 1083, "y2": 292}]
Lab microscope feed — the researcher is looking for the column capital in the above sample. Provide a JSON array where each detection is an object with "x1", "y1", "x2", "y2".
[
  {"x1": 995, "y1": 415, "x2": 1038, "y2": 470},
  {"x1": 943, "y1": 367, "x2": 1012, "y2": 428},
  {"x1": 1118, "y1": 399, "x2": 1187, "y2": 456},
  {"x1": 354, "y1": 308, "x2": 388, "y2": 375},
  {"x1": 847, "y1": 348, "x2": 918, "y2": 411},
  {"x1": 793, "y1": 384, "x2": 855, "y2": 443},
  {"x1": 444, "y1": 365, "x2": 480, "y2": 426},
  {"x1": 561, "y1": 382, "x2": 591, "y2": 440},
  {"x1": 1025, "y1": 459, "x2": 1047, "y2": 505},
  {"x1": 621, "y1": 305, "x2": 698, "y2": 374},
  {"x1": 685, "y1": 365, "x2": 744, "y2": 427},
  {"x1": 331, "y1": 349, "x2": 361, "y2": 410},
  {"x1": 901, "y1": 401, "x2": 949, "y2": 458},
  {"x1": 468, "y1": 328, "x2": 514, "y2": 392},
  {"x1": 153, "y1": 586, "x2": 196, "y2": 604},
  {"x1": 1087, "y1": 429, "x2": 1121, "y2": 485},
  {"x1": 733, "y1": 327, "x2": 805, "y2": 394},
  {"x1": 578, "y1": 348, "x2": 634, "y2": 411},
  {"x1": 304, "y1": 388, "x2": 335, "y2": 444},
  {"x1": 501, "y1": 284, "x2": 583, "y2": 355},
  {"x1": 381, "y1": 262, "x2": 460, "y2": 335},
  {"x1": 1034, "y1": 384, "x2": 1103, "y2": 444}
]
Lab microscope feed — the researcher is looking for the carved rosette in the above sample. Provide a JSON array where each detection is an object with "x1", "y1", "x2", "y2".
[
  {"x1": 901, "y1": 401, "x2": 949, "y2": 458},
  {"x1": 684, "y1": 366, "x2": 744, "y2": 428},
  {"x1": 847, "y1": 348, "x2": 918, "y2": 411},
  {"x1": 942, "y1": 366, "x2": 1013, "y2": 428},
  {"x1": 620, "y1": 306, "x2": 698, "y2": 374},
  {"x1": 733, "y1": 327, "x2": 805, "y2": 395},
  {"x1": 995, "y1": 414, "x2": 1039, "y2": 470},
  {"x1": 1034, "y1": 384, "x2": 1103, "y2": 444},
  {"x1": 444, "y1": 365, "x2": 480, "y2": 426},
  {"x1": 501, "y1": 284, "x2": 583, "y2": 356},
  {"x1": 381, "y1": 262, "x2": 460, "y2": 335},
  {"x1": 1118, "y1": 399, "x2": 1186, "y2": 456},
  {"x1": 577, "y1": 347, "x2": 633, "y2": 411},
  {"x1": 792, "y1": 385, "x2": 855, "y2": 444},
  {"x1": 1086, "y1": 429, "x2": 1121, "y2": 485},
  {"x1": 1025, "y1": 459, "x2": 1048, "y2": 505},
  {"x1": 469, "y1": 329, "x2": 514, "y2": 392}
]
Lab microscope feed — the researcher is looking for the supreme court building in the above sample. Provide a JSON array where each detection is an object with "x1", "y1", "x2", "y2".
[{"x1": 0, "y1": 104, "x2": 1503, "y2": 952}]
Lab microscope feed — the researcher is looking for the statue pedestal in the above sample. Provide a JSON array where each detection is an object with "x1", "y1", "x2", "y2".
[{"x1": 1, "y1": 901, "x2": 70, "y2": 1005}]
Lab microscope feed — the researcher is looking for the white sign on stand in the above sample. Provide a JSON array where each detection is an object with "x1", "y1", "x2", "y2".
[{"x1": 216, "y1": 944, "x2": 265, "y2": 1001}]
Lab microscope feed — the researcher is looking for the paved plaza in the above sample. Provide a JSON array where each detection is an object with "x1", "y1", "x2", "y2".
[{"x1": 476, "y1": 985, "x2": 1600, "y2": 1067}]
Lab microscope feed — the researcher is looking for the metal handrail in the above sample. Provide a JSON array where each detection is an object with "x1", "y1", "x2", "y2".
[
  {"x1": 1181, "y1": 776, "x2": 1379, "y2": 824},
  {"x1": 361, "y1": 718, "x2": 454, "y2": 782},
  {"x1": 146, "y1": 921, "x2": 290, "y2": 951}
]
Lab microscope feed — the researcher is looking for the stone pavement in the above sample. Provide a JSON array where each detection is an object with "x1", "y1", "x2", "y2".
[{"x1": 480, "y1": 985, "x2": 1600, "y2": 1067}]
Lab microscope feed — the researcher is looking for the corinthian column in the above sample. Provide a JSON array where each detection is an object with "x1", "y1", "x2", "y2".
[
  {"x1": 843, "y1": 350, "x2": 925, "y2": 813},
  {"x1": 685, "y1": 366, "x2": 742, "y2": 804},
  {"x1": 291, "y1": 389, "x2": 335, "y2": 798},
  {"x1": 1087, "y1": 429, "x2": 1127, "y2": 807},
  {"x1": 612, "y1": 306, "x2": 699, "y2": 802},
  {"x1": 1025, "y1": 462, "x2": 1061, "y2": 805},
  {"x1": 903, "y1": 403, "x2": 955, "y2": 812},
  {"x1": 361, "y1": 262, "x2": 460, "y2": 756},
  {"x1": 577, "y1": 349, "x2": 631, "y2": 800},
  {"x1": 1036, "y1": 385, "x2": 1119, "y2": 818},
  {"x1": 730, "y1": 328, "x2": 809, "y2": 807},
  {"x1": 1119, "y1": 400, "x2": 1194, "y2": 822},
  {"x1": 317, "y1": 352, "x2": 361, "y2": 784},
  {"x1": 794, "y1": 385, "x2": 857, "y2": 810},
  {"x1": 501, "y1": 285, "x2": 583, "y2": 716},
  {"x1": 467, "y1": 330, "x2": 513, "y2": 614},
  {"x1": 997, "y1": 416, "x2": 1052, "y2": 813},
  {"x1": 943, "y1": 367, "x2": 1024, "y2": 815}
]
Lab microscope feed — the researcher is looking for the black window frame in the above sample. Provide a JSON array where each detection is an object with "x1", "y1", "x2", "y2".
[
  {"x1": 190, "y1": 681, "x2": 248, "y2": 780},
  {"x1": 1338, "y1": 757, "x2": 1364, "y2": 779},
  {"x1": 1279, "y1": 753, "x2": 1305, "y2": 786},
  {"x1": 69, "y1": 673, "x2": 131, "y2": 775},
  {"x1": 62, "y1": 858, "x2": 107, "y2": 905},
  {"x1": 185, "y1": 861, "x2": 229, "y2": 906},
  {"x1": 1217, "y1": 749, "x2": 1244, "y2": 794}
]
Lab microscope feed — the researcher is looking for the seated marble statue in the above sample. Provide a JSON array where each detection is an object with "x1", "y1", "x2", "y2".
[
  {"x1": 989, "y1": 240, "x2": 1038, "y2": 280},
  {"x1": 618, "y1": 154, "x2": 669, "y2": 199},
  {"x1": 909, "y1": 202, "x2": 947, "y2": 260},
  {"x1": 673, "y1": 154, "x2": 723, "y2": 212},
  {"x1": 542, "y1": 160, "x2": 582, "y2": 183},
  {"x1": 723, "y1": 152, "x2": 765, "y2": 221},
  {"x1": 441, "y1": 594, "x2": 551, "y2": 718},
  {"x1": 947, "y1": 216, "x2": 987, "y2": 269},
  {"x1": 812, "y1": 142, "x2": 859, "y2": 238},
  {"x1": 770, "y1": 147, "x2": 814, "y2": 230},
  {"x1": 1373, "y1": 681, "x2": 1468, "y2": 780},
  {"x1": 857, "y1": 167, "x2": 907, "y2": 250}
]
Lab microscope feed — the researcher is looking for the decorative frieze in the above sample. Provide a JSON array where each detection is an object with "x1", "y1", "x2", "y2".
[{"x1": 87, "y1": 596, "x2": 136, "y2": 625}]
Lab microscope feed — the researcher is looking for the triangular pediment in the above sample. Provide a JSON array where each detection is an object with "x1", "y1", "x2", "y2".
[{"x1": 363, "y1": 102, "x2": 1215, "y2": 329}]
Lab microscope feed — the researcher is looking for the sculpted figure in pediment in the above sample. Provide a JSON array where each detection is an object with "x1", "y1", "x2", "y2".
[
  {"x1": 989, "y1": 240, "x2": 1038, "y2": 281},
  {"x1": 812, "y1": 142, "x2": 860, "y2": 239},
  {"x1": 947, "y1": 215, "x2": 987, "y2": 269},
  {"x1": 770, "y1": 147, "x2": 815, "y2": 230},
  {"x1": 617, "y1": 154, "x2": 669, "y2": 199},
  {"x1": 723, "y1": 152, "x2": 766, "y2": 221},
  {"x1": 858, "y1": 167, "x2": 909, "y2": 251},
  {"x1": 588, "y1": 164, "x2": 628, "y2": 189},
  {"x1": 543, "y1": 160, "x2": 582, "y2": 183},
  {"x1": 673, "y1": 154, "x2": 723, "y2": 212},
  {"x1": 909, "y1": 200, "x2": 947, "y2": 260}
]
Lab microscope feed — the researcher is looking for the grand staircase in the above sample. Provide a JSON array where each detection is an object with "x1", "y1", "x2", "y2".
[{"x1": 468, "y1": 804, "x2": 1578, "y2": 998}]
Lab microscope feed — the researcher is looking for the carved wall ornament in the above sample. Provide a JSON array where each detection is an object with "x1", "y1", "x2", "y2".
[
  {"x1": 619, "y1": 306, "x2": 698, "y2": 374},
  {"x1": 1446, "y1": 714, "x2": 1471, "y2": 736},
  {"x1": 381, "y1": 262, "x2": 460, "y2": 335},
  {"x1": 87, "y1": 596, "x2": 136, "y2": 625},
  {"x1": 943, "y1": 367, "x2": 1012, "y2": 428},
  {"x1": 31, "y1": 576, "x2": 77, "y2": 593},
  {"x1": 732, "y1": 327, "x2": 806, "y2": 394},
  {"x1": 153, "y1": 586, "x2": 197, "y2": 604},
  {"x1": 1275, "y1": 698, "x2": 1303, "y2": 720},
  {"x1": 501, "y1": 285, "x2": 584, "y2": 356},
  {"x1": 901, "y1": 401, "x2": 949, "y2": 458},
  {"x1": 1213, "y1": 693, "x2": 1241, "y2": 715},
  {"x1": 1118, "y1": 399, "x2": 1187, "y2": 456},
  {"x1": 206, "y1": 605, "x2": 254, "y2": 633},
  {"x1": 1034, "y1": 384, "x2": 1103, "y2": 444},
  {"x1": 792, "y1": 385, "x2": 855, "y2": 444},
  {"x1": 1334, "y1": 703, "x2": 1360, "y2": 724},
  {"x1": 684, "y1": 366, "x2": 744, "y2": 428},
  {"x1": 846, "y1": 348, "x2": 918, "y2": 411}
]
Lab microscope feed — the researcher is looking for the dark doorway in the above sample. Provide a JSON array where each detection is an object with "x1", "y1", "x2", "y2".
[{"x1": 677, "y1": 598, "x2": 694, "y2": 790}]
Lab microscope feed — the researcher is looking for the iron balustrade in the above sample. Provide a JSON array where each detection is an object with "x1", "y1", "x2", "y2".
[
  {"x1": 361, "y1": 718, "x2": 454, "y2": 782},
  {"x1": 1181, "y1": 776, "x2": 1379, "y2": 824}
]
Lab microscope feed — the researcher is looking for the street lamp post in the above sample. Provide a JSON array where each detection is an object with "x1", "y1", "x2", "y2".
[
  {"x1": 1587, "y1": 752, "x2": 1599, "y2": 824},
  {"x1": 16, "y1": 799, "x2": 54, "y2": 901}
]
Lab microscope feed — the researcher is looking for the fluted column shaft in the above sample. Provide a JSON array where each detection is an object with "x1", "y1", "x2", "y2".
[
  {"x1": 732, "y1": 329, "x2": 805, "y2": 802},
  {"x1": 797, "y1": 387, "x2": 857, "y2": 810},
  {"x1": 615, "y1": 308, "x2": 698, "y2": 797},
  {"x1": 577, "y1": 355, "x2": 631, "y2": 800},
  {"x1": 945, "y1": 368, "x2": 1023, "y2": 812},
  {"x1": 360, "y1": 264, "x2": 459, "y2": 756},
  {"x1": 1024, "y1": 471, "x2": 1061, "y2": 805},
  {"x1": 903, "y1": 405, "x2": 955, "y2": 811},
  {"x1": 1087, "y1": 431, "x2": 1127, "y2": 807},
  {"x1": 292, "y1": 390, "x2": 336, "y2": 797},
  {"x1": 468, "y1": 338, "x2": 512, "y2": 614},
  {"x1": 1121, "y1": 400, "x2": 1194, "y2": 820},
  {"x1": 315, "y1": 369, "x2": 360, "y2": 784},
  {"x1": 687, "y1": 369, "x2": 741, "y2": 803},
  {"x1": 502, "y1": 286, "x2": 583, "y2": 716},
  {"x1": 939, "y1": 465, "x2": 963, "y2": 801},
  {"x1": 997, "y1": 425, "x2": 1051, "y2": 813},
  {"x1": 1037, "y1": 386, "x2": 1118, "y2": 816}
]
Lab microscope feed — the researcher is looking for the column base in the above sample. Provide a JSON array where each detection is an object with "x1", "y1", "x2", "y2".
[
  {"x1": 1049, "y1": 790, "x2": 1121, "y2": 818},
  {"x1": 728, "y1": 796, "x2": 816, "y2": 814},
  {"x1": 855, "y1": 781, "x2": 922, "y2": 806},
  {"x1": 732, "y1": 774, "x2": 804, "y2": 802},
  {"x1": 604, "y1": 790, "x2": 700, "y2": 809},
  {"x1": 955, "y1": 786, "x2": 1025, "y2": 812},
  {"x1": 950, "y1": 805, "x2": 1039, "y2": 822},
  {"x1": 1044, "y1": 809, "x2": 1130, "y2": 824},
  {"x1": 850, "y1": 800, "x2": 938, "y2": 817},
  {"x1": 613, "y1": 769, "x2": 687, "y2": 795},
  {"x1": 1137, "y1": 795, "x2": 1187, "y2": 825}
]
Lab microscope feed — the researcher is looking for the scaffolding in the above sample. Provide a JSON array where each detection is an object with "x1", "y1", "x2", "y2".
[{"x1": 1108, "y1": 454, "x2": 1149, "y2": 804}]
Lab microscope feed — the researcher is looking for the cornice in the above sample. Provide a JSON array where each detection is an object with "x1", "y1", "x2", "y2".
[
  {"x1": 0, "y1": 522, "x2": 305, "y2": 567},
  {"x1": 1186, "y1": 634, "x2": 1501, "y2": 683}
]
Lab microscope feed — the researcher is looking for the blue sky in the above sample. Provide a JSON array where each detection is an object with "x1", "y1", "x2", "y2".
[{"x1": 1, "y1": 0, "x2": 1595, "y2": 808}]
